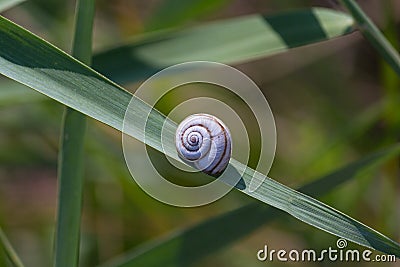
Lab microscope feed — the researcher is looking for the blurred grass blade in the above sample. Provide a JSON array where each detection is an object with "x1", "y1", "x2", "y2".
[
  {"x1": 146, "y1": 0, "x2": 230, "y2": 31},
  {"x1": 93, "y1": 8, "x2": 354, "y2": 84},
  {"x1": 53, "y1": 0, "x2": 95, "y2": 267},
  {"x1": 0, "y1": 7, "x2": 353, "y2": 105},
  {"x1": 0, "y1": 12, "x2": 399, "y2": 258},
  {"x1": 0, "y1": 79, "x2": 45, "y2": 106},
  {"x1": 0, "y1": 0, "x2": 25, "y2": 12},
  {"x1": 340, "y1": 0, "x2": 400, "y2": 76},
  {"x1": 0, "y1": 8, "x2": 354, "y2": 104},
  {"x1": 0, "y1": 227, "x2": 24, "y2": 267},
  {"x1": 101, "y1": 144, "x2": 400, "y2": 267}
]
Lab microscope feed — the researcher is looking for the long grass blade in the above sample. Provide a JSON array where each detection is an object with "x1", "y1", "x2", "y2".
[
  {"x1": 340, "y1": 0, "x2": 400, "y2": 77},
  {"x1": 100, "y1": 144, "x2": 400, "y2": 267},
  {"x1": 0, "y1": 11, "x2": 398, "y2": 257},
  {"x1": 0, "y1": 227, "x2": 24, "y2": 267},
  {"x1": 93, "y1": 8, "x2": 354, "y2": 84},
  {"x1": 53, "y1": 0, "x2": 95, "y2": 267},
  {"x1": 0, "y1": 8, "x2": 354, "y2": 105}
]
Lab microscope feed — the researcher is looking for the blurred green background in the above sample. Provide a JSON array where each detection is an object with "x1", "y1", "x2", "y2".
[{"x1": 0, "y1": 0, "x2": 399, "y2": 266}]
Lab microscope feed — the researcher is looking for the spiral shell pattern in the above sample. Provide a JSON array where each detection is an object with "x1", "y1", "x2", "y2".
[{"x1": 176, "y1": 114, "x2": 232, "y2": 177}]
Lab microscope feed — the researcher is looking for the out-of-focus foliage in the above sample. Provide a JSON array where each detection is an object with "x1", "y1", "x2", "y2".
[{"x1": 0, "y1": 1, "x2": 399, "y2": 267}]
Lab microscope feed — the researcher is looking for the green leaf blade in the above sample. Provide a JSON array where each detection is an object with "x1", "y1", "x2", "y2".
[
  {"x1": 0, "y1": 227, "x2": 25, "y2": 267},
  {"x1": 0, "y1": 15, "x2": 127, "y2": 131},
  {"x1": 93, "y1": 7, "x2": 354, "y2": 84},
  {"x1": 0, "y1": 8, "x2": 398, "y2": 261},
  {"x1": 235, "y1": 159, "x2": 400, "y2": 257},
  {"x1": 53, "y1": 0, "x2": 95, "y2": 267},
  {"x1": 340, "y1": 0, "x2": 400, "y2": 77},
  {"x1": 264, "y1": 8, "x2": 353, "y2": 48},
  {"x1": 101, "y1": 145, "x2": 400, "y2": 267}
]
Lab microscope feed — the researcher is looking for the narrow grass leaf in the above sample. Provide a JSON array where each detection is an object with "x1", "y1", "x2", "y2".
[
  {"x1": 0, "y1": 227, "x2": 24, "y2": 267},
  {"x1": 93, "y1": 8, "x2": 354, "y2": 84},
  {"x1": 0, "y1": 8, "x2": 354, "y2": 104},
  {"x1": 53, "y1": 0, "x2": 95, "y2": 267},
  {"x1": 0, "y1": 13, "x2": 398, "y2": 257},
  {"x1": 100, "y1": 144, "x2": 400, "y2": 267},
  {"x1": 340, "y1": 0, "x2": 400, "y2": 77}
]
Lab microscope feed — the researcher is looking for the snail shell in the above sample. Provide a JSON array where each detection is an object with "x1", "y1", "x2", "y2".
[{"x1": 175, "y1": 114, "x2": 232, "y2": 177}]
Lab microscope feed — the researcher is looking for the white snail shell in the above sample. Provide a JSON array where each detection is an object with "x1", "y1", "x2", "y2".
[{"x1": 175, "y1": 114, "x2": 232, "y2": 177}]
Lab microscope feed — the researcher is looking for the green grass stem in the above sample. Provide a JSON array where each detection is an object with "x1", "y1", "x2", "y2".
[
  {"x1": 53, "y1": 0, "x2": 95, "y2": 267},
  {"x1": 340, "y1": 0, "x2": 400, "y2": 76},
  {"x1": 0, "y1": 227, "x2": 24, "y2": 267}
]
